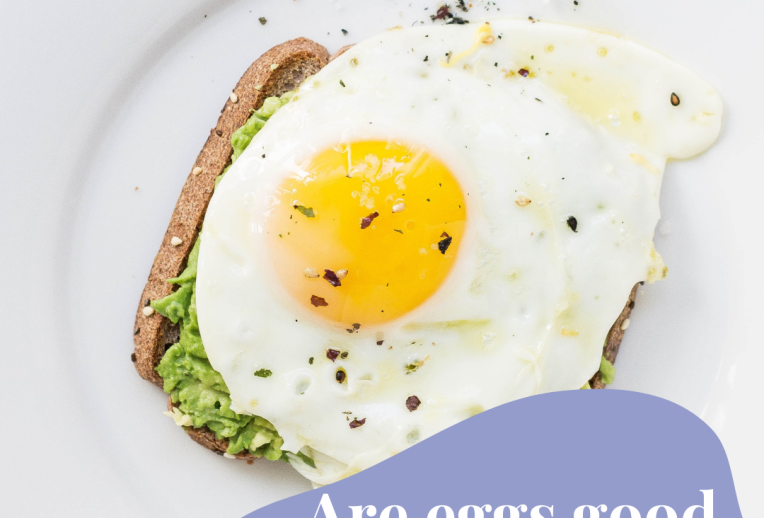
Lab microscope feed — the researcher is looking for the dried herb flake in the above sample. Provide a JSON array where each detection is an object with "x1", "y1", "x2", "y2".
[
  {"x1": 254, "y1": 369, "x2": 272, "y2": 378},
  {"x1": 294, "y1": 204, "x2": 316, "y2": 218}
]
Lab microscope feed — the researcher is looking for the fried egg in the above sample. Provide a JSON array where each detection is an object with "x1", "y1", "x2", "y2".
[{"x1": 196, "y1": 20, "x2": 722, "y2": 485}]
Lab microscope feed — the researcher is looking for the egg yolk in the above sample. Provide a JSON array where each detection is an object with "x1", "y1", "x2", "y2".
[{"x1": 265, "y1": 140, "x2": 467, "y2": 327}]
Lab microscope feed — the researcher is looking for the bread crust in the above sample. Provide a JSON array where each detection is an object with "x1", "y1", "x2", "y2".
[
  {"x1": 589, "y1": 284, "x2": 639, "y2": 389},
  {"x1": 133, "y1": 38, "x2": 637, "y2": 460}
]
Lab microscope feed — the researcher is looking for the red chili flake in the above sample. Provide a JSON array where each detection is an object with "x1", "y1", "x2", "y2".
[
  {"x1": 323, "y1": 269, "x2": 342, "y2": 287},
  {"x1": 376, "y1": 340, "x2": 384, "y2": 346},
  {"x1": 311, "y1": 295, "x2": 329, "y2": 307},
  {"x1": 431, "y1": 5, "x2": 452, "y2": 20},
  {"x1": 440, "y1": 231, "x2": 450, "y2": 238},
  {"x1": 349, "y1": 418, "x2": 367, "y2": 429},
  {"x1": 326, "y1": 349, "x2": 340, "y2": 362},
  {"x1": 518, "y1": 68, "x2": 530, "y2": 77},
  {"x1": 406, "y1": 395, "x2": 421, "y2": 412},
  {"x1": 438, "y1": 235, "x2": 453, "y2": 254},
  {"x1": 360, "y1": 211, "x2": 379, "y2": 229}
]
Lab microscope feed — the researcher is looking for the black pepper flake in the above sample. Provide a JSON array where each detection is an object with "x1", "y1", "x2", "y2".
[
  {"x1": 309, "y1": 357, "x2": 314, "y2": 365},
  {"x1": 144, "y1": 299, "x2": 151, "y2": 307},
  {"x1": 336, "y1": 370, "x2": 347, "y2": 383},
  {"x1": 567, "y1": 216, "x2": 578, "y2": 233},
  {"x1": 406, "y1": 395, "x2": 421, "y2": 411},
  {"x1": 447, "y1": 17, "x2": 468, "y2": 25},
  {"x1": 130, "y1": 353, "x2": 137, "y2": 363},
  {"x1": 339, "y1": 79, "x2": 346, "y2": 88},
  {"x1": 133, "y1": 328, "x2": 140, "y2": 336},
  {"x1": 311, "y1": 295, "x2": 329, "y2": 307},
  {"x1": 438, "y1": 235, "x2": 453, "y2": 254},
  {"x1": 349, "y1": 417, "x2": 366, "y2": 429},
  {"x1": 341, "y1": 29, "x2": 348, "y2": 35},
  {"x1": 671, "y1": 92, "x2": 680, "y2": 106},
  {"x1": 323, "y1": 269, "x2": 342, "y2": 287},
  {"x1": 518, "y1": 68, "x2": 530, "y2": 77},
  {"x1": 258, "y1": 16, "x2": 267, "y2": 25},
  {"x1": 574, "y1": 0, "x2": 578, "y2": 4},
  {"x1": 360, "y1": 211, "x2": 379, "y2": 229},
  {"x1": 215, "y1": 129, "x2": 223, "y2": 137},
  {"x1": 377, "y1": 340, "x2": 385, "y2": 346},
  {"x1": 424, "y1": 55, "x2": 429, "y2": 62},
  {"x1": 294, "y1": 204, "x2": 316, "y2": 218},
  {"x1": 456, "y1": 0, "x2": 469, "y2": 12},
  {"x1": 393, "y1": 229, "x2": 403, "y2": 234},
  {"x1": 326, "y1": 349, "x2": 340, "y2": 362}
]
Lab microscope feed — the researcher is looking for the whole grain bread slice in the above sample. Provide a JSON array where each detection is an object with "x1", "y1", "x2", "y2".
[{"x1": 132, "y1": 37, "x2": 637, "y2": 460}]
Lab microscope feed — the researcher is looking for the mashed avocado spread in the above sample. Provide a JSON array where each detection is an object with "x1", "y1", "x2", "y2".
[{"x1": 151, "y1": 93, "x2": 294, "y2": 459}]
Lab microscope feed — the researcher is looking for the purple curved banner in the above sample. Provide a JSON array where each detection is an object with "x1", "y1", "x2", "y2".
[{"x1": 245, "y1": 390, "x2": 741, "y2": 517}]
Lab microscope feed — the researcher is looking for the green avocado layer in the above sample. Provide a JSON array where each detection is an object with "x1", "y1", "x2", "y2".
[{"x1": 151, "y1": 92, "x2": 294, "y2": 458}]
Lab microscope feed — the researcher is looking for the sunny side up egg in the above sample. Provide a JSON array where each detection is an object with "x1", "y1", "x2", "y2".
[{"x1": 196, "y1": 20, "x2": 722, "y2": 485}]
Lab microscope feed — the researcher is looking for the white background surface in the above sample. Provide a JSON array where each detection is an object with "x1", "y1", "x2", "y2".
[{"x1": 1, "y1": 0, "x2": 761, "y2": 516}]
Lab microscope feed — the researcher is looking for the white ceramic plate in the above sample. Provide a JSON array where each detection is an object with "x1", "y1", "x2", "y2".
[{"x1": 2, "y1": 0, "x2": 762, "y2": 516}]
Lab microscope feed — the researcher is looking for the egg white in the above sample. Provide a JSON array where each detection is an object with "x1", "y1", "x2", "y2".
[{"x1": 196, "y1": 19, "x2": 722, "y2": 484}]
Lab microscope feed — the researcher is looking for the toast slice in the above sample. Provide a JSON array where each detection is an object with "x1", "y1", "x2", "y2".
[{"x1": 132, "y1": 37, "x2": 637, "y2": 460}]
